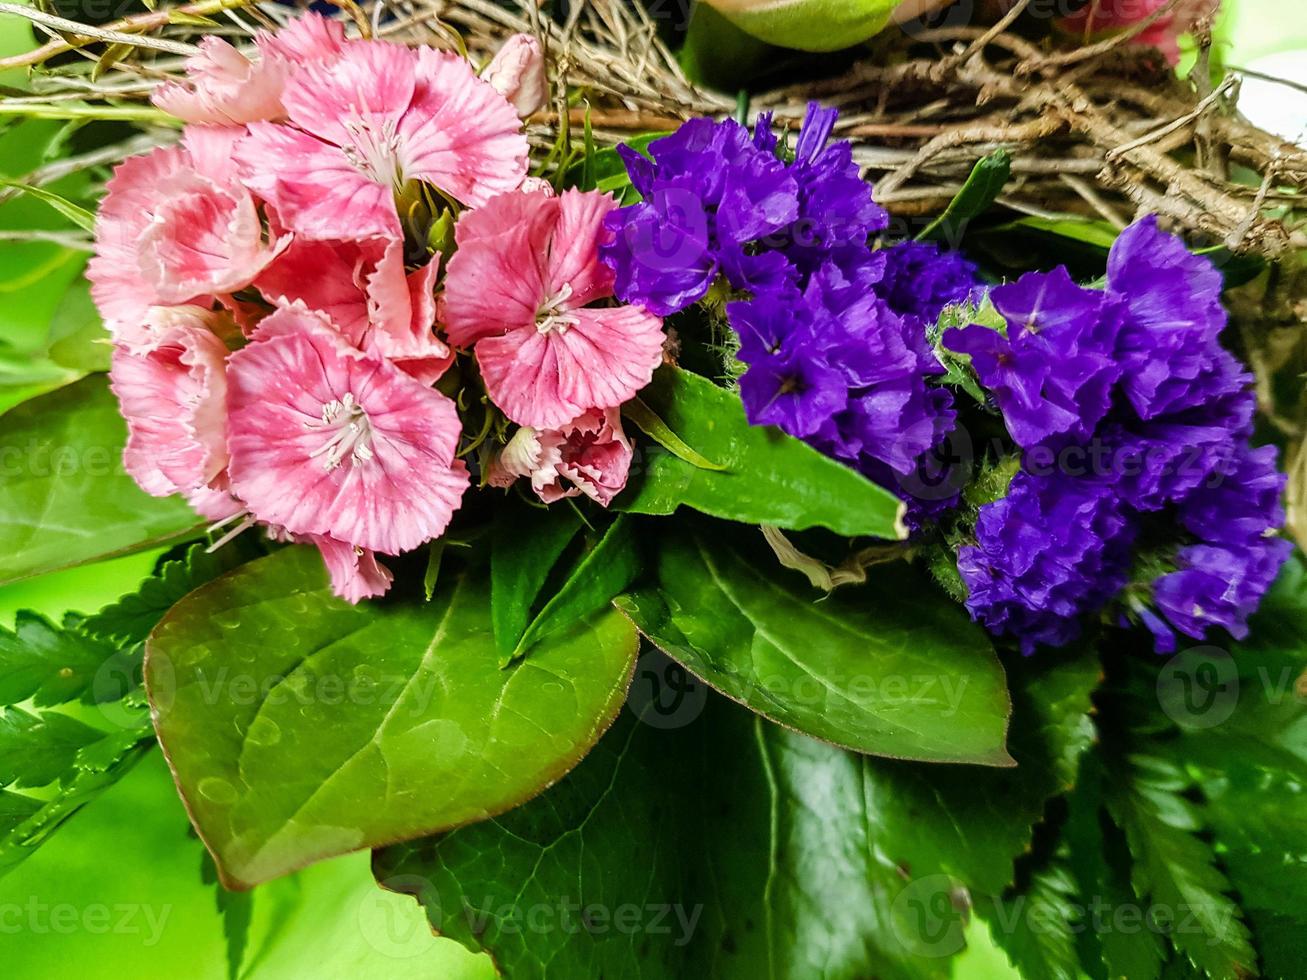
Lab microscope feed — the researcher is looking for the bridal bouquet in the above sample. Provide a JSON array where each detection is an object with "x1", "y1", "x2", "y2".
[{"x1": 2, "y1": 5, "x2": 1305, "y2": 979}]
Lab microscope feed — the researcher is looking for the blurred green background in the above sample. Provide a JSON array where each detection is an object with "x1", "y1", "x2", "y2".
[{"x1": 0, "y1": 1, "x2": 1302, "y2": 977}]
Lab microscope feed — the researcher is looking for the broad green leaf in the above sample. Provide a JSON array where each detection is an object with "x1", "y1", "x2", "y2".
[
  {"x1": 616, "y1": 522, "x2": 1013, "y2": 765},
  {"x1": 376, "y1": 656, "x2": 1098, "y2": 980},
  {"x1": 490, "y1": 496, "x2": 583, "y2": 655},
  {"x1": 513, "y1": 514, "x2": 640, "y2": 660},
  {"x1": 45, "y1": 276, "x2": 111, "y2": 374},
  {"x1": 0, "y1": 706, "x2": 103, "y2": 788},
  {"x1": 146, "y1": 545, "x2": 639, "y2": 888},
  {"x1": 0, "y1": 375, "x2": 202, "y2": 584},
  {"x1": 694, "y1": 0, "x2": 900, "y2": 54},
  {"x1": 376, "y1": 695, "x2": 949, "y2": 980},
  {"x1": 917, "y1": 149, "x2": 1011, "y2": 244},
  {"x1": 617, "y1": 366, "x2": 905, "y2": 539},
  {"x1": 0, "y1": 609, "x2": 118, "y2": 707}
]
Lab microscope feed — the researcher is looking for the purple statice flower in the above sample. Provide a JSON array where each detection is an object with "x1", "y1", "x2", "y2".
[
  {"x1": 945, "y1": 267, "x2": 1124, "y2": 447},
  {"x1": 1179, "y1": 444, "x2": 1287, "y2": 545},
  {"x1": 1141, "y1": 443, "x2": 1292, "y2": 650},
  {"x1": 877, "y1": 239, "x2": 980, "y2": 323},
  {"x1": 1106, "y1": 215, "x2": 1230, "y2": 421},
  {"x1": 950, "y1": 217, "x2": 1287, "y2": 654},
  {"x1": 957, "y1": 470, "x2": 1136, "y2": 655},
  {"x1": 733, "y1": 258, "x2": 955, "y2": 478},
  {"x1": 602, "y1": 102, "x2": 967, "y2": 500},
  {"x1": 600, "y1": 118, "x2": 799, "y2": 315},
  {"x1": 1150, "y1": 538, "x2": 1292, "y2": 649},
  {"x1": 762, "y1": 104, "x2": 889, "y2": 281}
]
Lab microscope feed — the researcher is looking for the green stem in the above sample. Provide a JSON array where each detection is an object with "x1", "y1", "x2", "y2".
[{"x1": 0, "y1": 103, "x2": 178, "y2": 123}]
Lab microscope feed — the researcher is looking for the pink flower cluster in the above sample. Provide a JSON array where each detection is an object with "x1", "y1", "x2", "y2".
[{"x1": 93, "y1": 15, "x2": 664, "y2": 602}]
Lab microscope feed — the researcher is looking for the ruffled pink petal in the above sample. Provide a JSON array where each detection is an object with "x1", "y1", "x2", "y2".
[
  {"x1": 185, "y1": 476, "x2": 245, "y2": 523},
  {"x1": 110, "y1": 321, "x2": 230, "y2": 497},
  {"x1": 226, "y1": 308, "x2": 469, "y2": 554},
  {"x1": 282, "y1": 40, "x2": 417, "y2": 148},
  {"x1": 182, "y1": 125, "x2": 248, "y2": 185},
  {"x1": 152, "y1": 36, "x2": 290, "y2": 125},
  {"x1": 475, "y1": 306, "x2": 664, "y2": 429},
  {"x1": 138, "y1": 172, "x2": 289, "y2": 303},
  {"x1": 397, "y1": 47, "x2": 529, "y2": 207},
  {"x1": 492, "y1": 409, "x2": 632, "y2": 506},
  {"x1": 237, "y1": 122, "x2": 401, "y2": 240},
  {"x1": 554, "y1": 306, "x2": 664, "y2": 414},
  {"x1": 474, "y1": 328, "x2": 574, "y2": 428},
  {"x1": 310, "y1": 535, "x2": 394, "y2": 603},
  {"x1": 441, "y1": 189, "x2": 554, "y2": 346},
  {"x1": 109, "y1": 303, "x2": 227, "y2": 355},
  {"x1": 256, "y1": 237, "x2": 382, "y2": 344},
  {"x1": 547, "y1": 188, "x2": 618, "y2": 308},
  {"x1": 549, "y1": 408, "x2": 632, "y2": 507},
  {"x1": 362, "y1": 241, "x2": 452, "y2": 383},
  {"x1": 257, "y1": 12, "x2": 346, "y2": 66},
  {"x1": 89, "y1": 145, "x2": 190, "y2": 334}
]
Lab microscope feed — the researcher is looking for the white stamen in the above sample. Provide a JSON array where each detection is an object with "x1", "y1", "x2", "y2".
[
  {"x1": 340, "y1": 117, "x2": 404, "y2": 187},
  {"x1": 207, "y1": 515, "x2": 256, "y2": 553},
  {"x1": 305, "y1": 392, "x2": 376, "y2": 470},
  {"x1": 536, "y1": 282, "x2": 581, "y2": 335}
]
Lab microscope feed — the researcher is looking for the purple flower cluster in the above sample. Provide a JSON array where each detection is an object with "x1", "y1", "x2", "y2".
[
  {"x1": 599, "y1": 103, "x2": 977, "y2": 486},
  {"x1": 958, "y1": 472, "x2": 1134, "y2": 654},
  {"x1": 949, "y1": 218, "x2": 1288, "y2": 653}
]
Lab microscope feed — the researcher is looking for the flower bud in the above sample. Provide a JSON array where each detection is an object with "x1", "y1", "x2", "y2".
[{"x1": 484, "y1": 34, "x2": 547, "y2": 119}]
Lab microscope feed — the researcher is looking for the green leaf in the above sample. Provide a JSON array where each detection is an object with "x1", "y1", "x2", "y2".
[
  {"x1": 616, "y1": 366, "x2": 905, "y2": 539},
  {"x1": 1160, "y1": 558, "x2": 1307, "y2": 979},
  {"x1": 0, "y1": 706, "x2": 103, "y2": 788},
  {"x1": 0, "y1": 789, "x2": 39, "y2": 833},
  {"x1": 917, "y1": 150, "x2": 1011, "y2": 244},
  {"x1": 0, "y1": 724, "x2": 151, "y2": 876},
  {"x1": 0, "y1": 179, "x2": 95, "y2": 231},
  {"x1": 376, "y1": 696, "x2": 951, "y2": 980},
  {"x1": 201, "y1": 851, "x2": 253, "y2": 980},
  {"x1": 1105, "y1": 754, "x2": 1256, "y2": 980},
  {"x1": 81, "y1": 541, "x2": 258, "y2": 648},
  {"x1": 1061, "y1": 756, "x2": 1166, "y2": 980},
  {"x1": 622, "y1": 395, "x2": 725, "y2": 470},
  {"x1": 0, "y1": 610, "x2": 117, "y2": 707},
  {"x1": 513, "y1": 515, "x2": 640, "y2": 661},
  {"x1": 615, "y1": 522, "x2": 1014, "y2": 765},
  {"x1": 693, "y1": 0, "x2": 899, "y2": 54},
  {"x1": 45, "y1": 276, "x2": 111, "y2": 374},
  {"x1": 0, "y1": 375, "x2": 202, "y2": 584},
  {"x1": 566, "y1": 132, "x2": 662, "y2": 198},
  {"x1": 490, "y1": 497, "x2": 583, "y2": 655},
  {"x1": 376, "y1": 654, "x2": 1099, "y2": 980},
  {"x1": 983, "y1": 864, "x2": 1082, "y2": 980},
  {"x1": 146, "y1": 545, "x2": 639, "y2": 889},
  {"x1": 1009, "y1": 216, "x2": 1121, "y2": 251}
]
